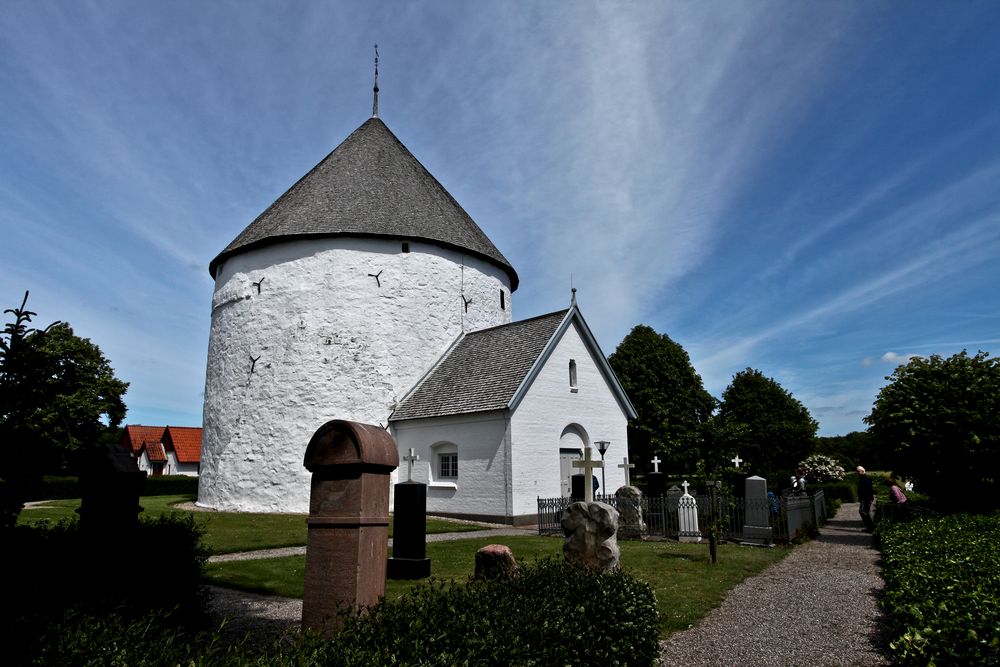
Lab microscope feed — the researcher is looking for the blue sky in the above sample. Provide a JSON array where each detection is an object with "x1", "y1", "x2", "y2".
[{"x1": 2, "y1": 2, "x2": 999, "y2": 436}]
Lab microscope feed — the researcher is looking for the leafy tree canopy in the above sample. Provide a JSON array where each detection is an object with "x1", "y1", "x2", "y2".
[
  {"x1": 864, "y1": 350, "x2": 999, "y2": 511},
  {"x1": 1, "y1": 292, "x2": 129, "y2": 525},
  {"x1": 608, "y1": 325, "x2": 715, "y2": 475},
  {"x1": 713, "y1": 368, "x2": 817, "y2": 482},
  {"x1": 815, "y1": 431, "x2": 887, "y2": 471}
]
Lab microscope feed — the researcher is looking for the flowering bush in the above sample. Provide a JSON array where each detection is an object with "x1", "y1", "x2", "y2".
[{"x1": 798, "y1": 454, "x2": 845, "y2": 483}]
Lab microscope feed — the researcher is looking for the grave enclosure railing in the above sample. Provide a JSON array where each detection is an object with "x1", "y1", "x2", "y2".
[{"x1": 537, "y1": 490, "x2": 827, "y2": 544}]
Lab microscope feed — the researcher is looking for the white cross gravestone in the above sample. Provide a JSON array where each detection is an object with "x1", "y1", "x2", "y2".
[
  {"x1": 571, "y1": 446, "x2": 603, "y2": 503},
  {"x1": 678, "y1": 480, "x2": 702, "y2": 543},
  {"x1": 731, "y1": 454, "x2": 743, "y2": 469},
  {"x1": 651, "y1": 456, "x2": 661, "y2": 473},
  {"x1": 403, "y1": 448, "x2": 419, "y2": 482},
  {"x1": 618, "y1": 457, "x2": 635, "y2": 487}
]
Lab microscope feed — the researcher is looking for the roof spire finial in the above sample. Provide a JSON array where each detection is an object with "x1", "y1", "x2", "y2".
[
  {"x1": 372, "y1": 43, "x2": 380, "y2": 118},
  {"x1": 571, "y1": 287, "x2": 577, "y2": 306}
]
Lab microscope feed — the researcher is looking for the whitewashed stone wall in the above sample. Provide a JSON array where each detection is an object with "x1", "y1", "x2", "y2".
[
  {"x1": 198, "y1": 237, "x2": 512, "y2": 513},
  {"x1": 509, "y1": 320, "x2": 630, "y2": 517},
  {"x1": 391, "y1": 411, "x2": 510, "y2": 519}
]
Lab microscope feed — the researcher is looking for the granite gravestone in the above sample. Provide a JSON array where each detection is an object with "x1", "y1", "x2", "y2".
[
  {"x1": 742, "y1": 475, "x2": 773, "y2": 545},
  {"x1": 387, "y1": 448, "x2": 431, "y2": 579},
  {"x1": 301, "y1": 420, "x2": 398, "y2": 637},
  {"x1": 77, "y1": 442, "x2": 146, "y2": 535}
]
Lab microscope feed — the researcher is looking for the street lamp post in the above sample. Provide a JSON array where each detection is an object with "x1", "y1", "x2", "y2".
[{"x1": 595, "y1": 440, "x2": 610, "y2": 495}]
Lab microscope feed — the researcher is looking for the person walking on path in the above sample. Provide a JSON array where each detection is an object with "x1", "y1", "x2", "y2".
[
  {"x1": 857, "y1": 466, "x2": 876, "y2": 532},
  {"x1": 660, "y1": 502, "x2": 890, "y2": 666}
]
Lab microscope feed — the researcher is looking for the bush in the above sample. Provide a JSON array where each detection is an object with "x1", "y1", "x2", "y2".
[
  {"x1": 25, "y1": 474, "x2": 199, "y2": 501},
  {"x1": 21, "y1": 558, "x2": 661, "y2": 666},
  {"x1": 879, "y1": 512, "x2": 1000, "y2": 665},
  {"x1": 325, "y1": 558, "x2": 660, "y2": 666},
  {"x1": 25, "y1": 475, "x2": 80, "y2": 500},
  {"x1": 4, "y1": 513, "x2": 209, "y2": 664},
  {"x1": 798, "y1": 454, "x2": 845, "y2": 483},
  {"x1": 144, "y1": 474, "x2": 199, "y2": 496}
]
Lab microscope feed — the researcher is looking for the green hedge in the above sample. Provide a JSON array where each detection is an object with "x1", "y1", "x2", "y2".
[
  {"x1": 24, "y1": 559, "x2": 661, "y2": 666},
  {"x1": 27, "y1": 474, "x2": 199, "y2": 500},
  {"x1": 144, "y1": 475, "x2": 199, "y2": 496},
  {"x1": 324, "y1": 558, "x2": 660, "y2": 666},
  {"x1": 879, "y1": 512, "x2": 1000, "y2": 665}
]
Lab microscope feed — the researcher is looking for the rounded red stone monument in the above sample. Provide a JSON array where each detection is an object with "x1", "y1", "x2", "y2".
[{"x1": 301, "y1": 420, "x2": 399, "y2": 637}]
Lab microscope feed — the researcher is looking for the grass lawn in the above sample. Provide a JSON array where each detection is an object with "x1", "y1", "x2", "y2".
[
  {"x1": 18, "y1": 496, "x2": 485, "y2": 554},
  {"x1": 205, "y1": 535, "x2": 788, "y2": 638}
]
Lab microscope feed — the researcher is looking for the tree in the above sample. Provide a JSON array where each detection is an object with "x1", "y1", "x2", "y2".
[
  {"x1": 608, "y1": 325, "x2": 716, "y2": 475},
  {"x1": 713, "y1": 368, "x2": 818, "y2": 482},
  {"x1": 815, "y1": 431, "x2": 887, "y2": 471},
  {"x1": 1, "y1": 292, "x2": 129, "y2": 526},
  {"x1": 865, "y1": 350, "x2": 999, "y2": 511}
]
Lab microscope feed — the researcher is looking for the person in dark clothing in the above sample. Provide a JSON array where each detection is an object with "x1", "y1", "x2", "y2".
[{"x1": 856, "y1": 466, "x2": 875, "y2": 532}]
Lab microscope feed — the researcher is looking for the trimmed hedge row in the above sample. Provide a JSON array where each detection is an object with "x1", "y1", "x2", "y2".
[
  {"x1": 879, "y1": 512, "x2": 1000, "y2": 665},
  {"x1": 27, "y1": 474, "x2": 199, "y2": 500},
  {"x1": 25, "y1": 559, "x2": 661, "y2": 666},
  {"x1": 812, "y1": 481, "x2": 856, "y2": 516}
]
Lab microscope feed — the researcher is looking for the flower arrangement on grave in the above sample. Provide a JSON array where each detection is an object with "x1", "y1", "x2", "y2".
[{"x1": 798, "y1": 454, "x2": 845, "y2": 483}]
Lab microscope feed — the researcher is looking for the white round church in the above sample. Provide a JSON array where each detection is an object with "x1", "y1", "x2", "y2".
[{"x1": 198, "y1": 110, "x2": 636, "y2": 521}]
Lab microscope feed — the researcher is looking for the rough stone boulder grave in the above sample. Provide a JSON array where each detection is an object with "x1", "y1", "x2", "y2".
[
  {"x1": 78, "y1": 442, "x2": 147, "y2": 535},
  {"x1": 615, "y1": 485, "x2": 646, "y2": 539},
  {"x1": 474, "y1": 544, "x2": 517, "y2": 580},
  {"x1": 387, "y1": 448, "x2": 431, "y2": 579},
  {"x1": 614, "y1": 456, "x2": 645, "y2": 539},
  {"x1": 561, "y1": 501, "x2": 621, "y2": 571},
  {"x1": 301, "y1": 420, "x2": 398, "y2": 638}
]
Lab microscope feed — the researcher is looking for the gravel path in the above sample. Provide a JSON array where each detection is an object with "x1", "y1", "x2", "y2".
[{"x1": 659, "y1": 502, "x2": 890, "y2": 667}]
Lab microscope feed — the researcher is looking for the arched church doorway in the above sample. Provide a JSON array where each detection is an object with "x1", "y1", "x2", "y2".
[{"x1": 558, "y1": 424, "x2": 589, "y2": 497}]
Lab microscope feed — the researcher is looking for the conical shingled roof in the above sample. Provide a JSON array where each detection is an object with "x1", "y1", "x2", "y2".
[{"x1": 209, "y1": 118, "x2": 518, "y2": 289}]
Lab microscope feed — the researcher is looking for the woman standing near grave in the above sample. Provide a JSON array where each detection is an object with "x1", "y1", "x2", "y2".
[{"x1": 884, "y1": 475, "x2": 908, "y2": 518}]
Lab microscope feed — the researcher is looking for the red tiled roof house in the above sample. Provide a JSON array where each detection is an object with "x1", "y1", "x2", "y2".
[{"x1": 121, "y1": 424, "x2": 201, "y2": 477}]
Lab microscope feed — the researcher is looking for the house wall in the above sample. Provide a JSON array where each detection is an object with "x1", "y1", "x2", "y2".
[
  {"x1": 199, "y1": 237, "x2": 512, "y2": 513},
  {"x1": 509, "y1": 320, "x2": 630, "y2": 518},
  {"x1": 390, "y1": 411, "x2": 510, "y2": 521},
  {"x1": 165, "y1": 452, "x2": 199, "y2": 477}
]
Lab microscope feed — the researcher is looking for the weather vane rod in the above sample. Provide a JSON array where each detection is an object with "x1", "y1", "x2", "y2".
[{"x1": 372, "y1": 43, "x2": 380, "y2": 118}]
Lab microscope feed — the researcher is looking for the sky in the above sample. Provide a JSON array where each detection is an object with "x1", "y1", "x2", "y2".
[{"x1": 2, "y1": 1, "x2": 999, "y2": 437}]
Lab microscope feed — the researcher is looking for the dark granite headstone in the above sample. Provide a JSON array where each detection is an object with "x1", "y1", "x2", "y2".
[
  {"x1": 571, "y1": 473, "x2": 585, "y2": 500},
  {"x1": 77, "y1": 443, "x2": 146, "y2": 534},
  {"x1": 387, "y1": 481, "x2": 431, "y2": 579},
  {"x1": 646, "y1": 471, "x2": 667, "y2": 498}
]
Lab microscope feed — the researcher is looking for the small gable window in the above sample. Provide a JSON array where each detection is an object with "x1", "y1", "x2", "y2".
[
  {"x1": 402, "y1": 242, "x2": 410, "y2": 253},
  {"x1": 500, "y1": 289, "x2": 506, "y2": 310},
  {"x1": 569, "y1": 359, "x2": 578, "y2": 392}
]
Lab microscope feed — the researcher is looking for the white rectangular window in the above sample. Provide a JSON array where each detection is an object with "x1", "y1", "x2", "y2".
[{"x1": 438, "y1": 453, "x2": 458, "y2": 479}]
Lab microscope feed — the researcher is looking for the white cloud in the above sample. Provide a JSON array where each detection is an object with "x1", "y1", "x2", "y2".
[{"x1": 880, "y1": 352, "x2": 920, "y2": 365}]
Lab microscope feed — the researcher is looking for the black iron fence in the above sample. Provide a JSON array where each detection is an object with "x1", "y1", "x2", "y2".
[{"x1": 537, "y1": 490, "x2": 827, "y2": 544}]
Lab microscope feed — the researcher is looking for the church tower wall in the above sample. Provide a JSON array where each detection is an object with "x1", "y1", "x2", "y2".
[{"x1": 198, "y1": 236, "x2": 512, "y2": 513}]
